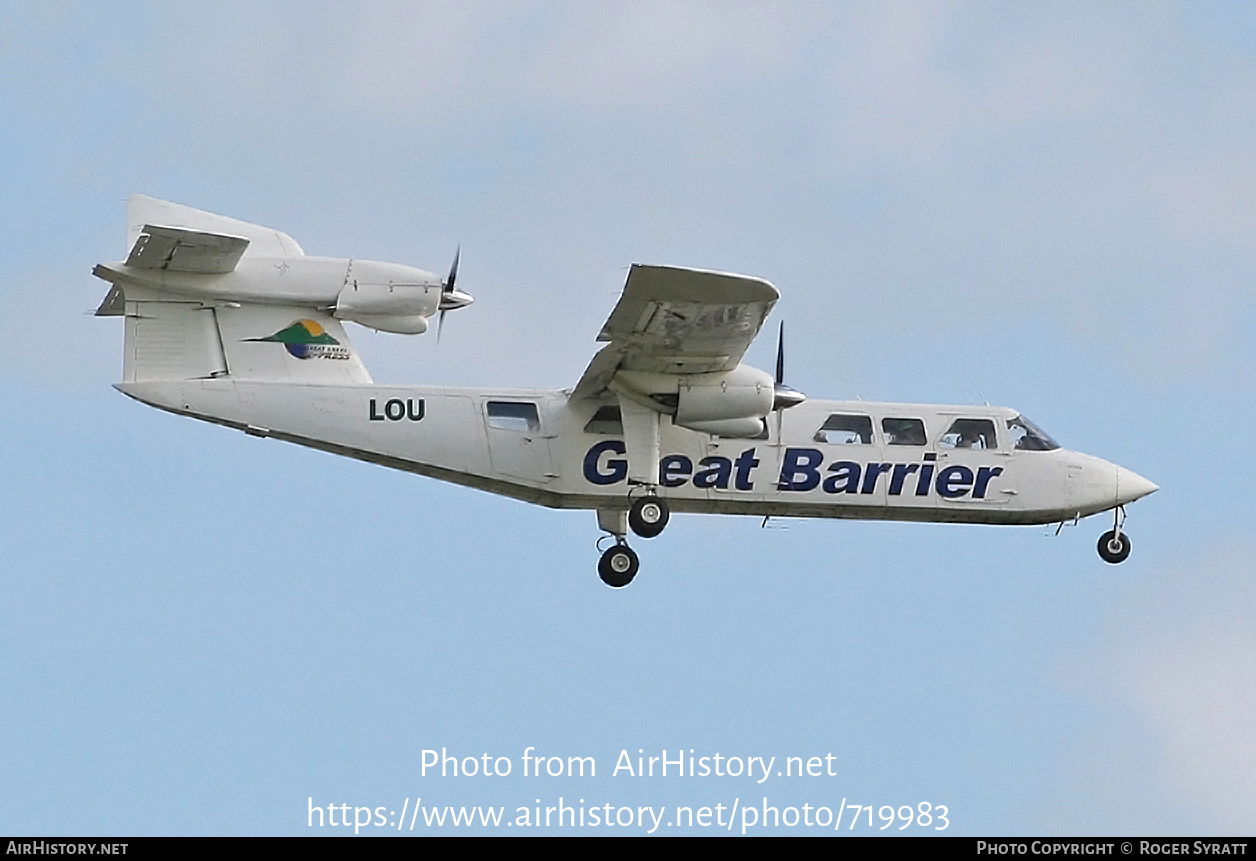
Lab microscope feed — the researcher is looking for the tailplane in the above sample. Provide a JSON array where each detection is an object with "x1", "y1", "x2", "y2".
[
  {"x1": 93, "y1": 196, "x2": 442, "y2": 386},
  {"x1": 96, "y1": 196, "x2": 476, "y2": 386}
]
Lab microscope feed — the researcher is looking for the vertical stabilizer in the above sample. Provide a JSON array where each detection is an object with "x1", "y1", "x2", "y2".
[{"x1": 120, "y1": 298, "x2": 371, "y2": 384}]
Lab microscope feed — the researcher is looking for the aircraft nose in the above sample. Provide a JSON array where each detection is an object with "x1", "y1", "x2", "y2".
[{"x1": 1116, "y1": 466, "x2": 1158, "y2": 504}]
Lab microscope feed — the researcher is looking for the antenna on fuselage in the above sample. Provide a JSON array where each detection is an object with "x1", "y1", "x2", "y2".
[
  {"x1": 963, "y1": 373, "x2": 990, "y2": 406},
  {"x1": 838, "y1": 368, "x2": 861, "y2": 402}
]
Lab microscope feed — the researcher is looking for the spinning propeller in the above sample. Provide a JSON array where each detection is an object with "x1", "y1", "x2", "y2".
[
  {"x1": 771, "y1": 321, "x2": 806, "y2": 411},
  {"x1": 437, "y1": 246, "x2": 474, "y2": 342},
  {"x1": 771, "y1": 321, "x2": 805, "y2": 440}
]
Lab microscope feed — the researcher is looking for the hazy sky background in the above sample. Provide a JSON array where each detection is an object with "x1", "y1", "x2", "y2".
[{"x1": 2, "y1": 1, "x2": 1254, "y2": 835}]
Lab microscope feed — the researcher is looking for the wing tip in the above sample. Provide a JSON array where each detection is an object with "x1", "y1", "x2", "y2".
[{"x1": 625, "y1": 263, "x2": 779, "y2": 301}]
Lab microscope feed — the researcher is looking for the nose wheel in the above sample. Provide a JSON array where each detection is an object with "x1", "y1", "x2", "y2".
[
  {"x1": 1097, "y1": 505, "x2": 1132, "y2": 564},
  {"x1": 1098, "y1": 530, "x2": 1131, "y2": 564},
  {"x1": 598, "y1": 542, "x2": 639, "y2": 588}
]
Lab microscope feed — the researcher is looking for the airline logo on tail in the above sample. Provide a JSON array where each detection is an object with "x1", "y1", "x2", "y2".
[{"x1": 247, "y1": 319, "x2": 351, "y2": 360}]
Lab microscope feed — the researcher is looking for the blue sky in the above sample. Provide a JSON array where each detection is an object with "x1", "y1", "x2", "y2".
[{"x1": 2, "y1": 1, "x2": 1254, "y2": 835}]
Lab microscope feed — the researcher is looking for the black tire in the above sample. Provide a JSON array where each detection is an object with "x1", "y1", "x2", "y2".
[
  {"x1": 1097, "y1": 530, "x2": 1131, "y2": 564},
  {"x1": 598, "y1": 544, "x2": 639, "y2": 587},
  {"x1": 628, "y1": 495, "x2": 670, "y2": 538}
]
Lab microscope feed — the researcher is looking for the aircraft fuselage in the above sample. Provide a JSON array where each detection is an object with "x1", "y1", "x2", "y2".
[
  {"x1": 96, "y1": 197, "x2": 1158, "y2": 587},
  {"x1": 117, "y1": 380, "x2": 1151, "y2": 527}
]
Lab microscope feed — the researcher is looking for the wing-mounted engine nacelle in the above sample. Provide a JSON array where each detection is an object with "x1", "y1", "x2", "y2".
[
  {"x1": 675, "y1": 364, "x2": 775, "y2": 429},
  {"x1": 333, "y1": 260, "x2": 443, "y2": 334},
  {"x1": 616, "y1": 364, "x2": 776, "y2": 438}
]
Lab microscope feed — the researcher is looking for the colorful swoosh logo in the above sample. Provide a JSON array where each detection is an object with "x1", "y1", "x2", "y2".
[{"x1": 248, "y1": 319, "x2": 344, "y2": 359}]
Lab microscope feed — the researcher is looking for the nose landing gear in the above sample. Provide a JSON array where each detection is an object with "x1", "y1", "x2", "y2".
[{"x1": 1097, "y1": 505, "x2": 1132, "y2": 564}]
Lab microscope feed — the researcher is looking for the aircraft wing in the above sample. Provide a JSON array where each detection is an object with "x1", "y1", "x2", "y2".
[
  {"x1": 125, "y1": 224, "x2": 251, "y2": 274},
  {"x1": 571, "y1": 264, "x2": 779, "y2": 399}
]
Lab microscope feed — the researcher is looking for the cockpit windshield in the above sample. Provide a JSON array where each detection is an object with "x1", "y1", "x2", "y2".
[{"x1": 1007, "y1": 415, "x2": 1059, "y2": 451}]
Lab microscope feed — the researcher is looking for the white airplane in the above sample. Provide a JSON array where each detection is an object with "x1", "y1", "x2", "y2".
[{"x1": 94, "y1": 196, "x2": 1157, "y2": 587}]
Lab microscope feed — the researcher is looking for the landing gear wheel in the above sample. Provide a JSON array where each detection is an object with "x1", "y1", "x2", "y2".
[
  {"x1": 1097, "y1": 530, "x2": 1131, "y2": 564},
  {"x1": 628, "y1": 495, "x2": 670, "y2": 538},
  {"x1": 598, "y1": 543, "x2": 639, "y2": 588}
]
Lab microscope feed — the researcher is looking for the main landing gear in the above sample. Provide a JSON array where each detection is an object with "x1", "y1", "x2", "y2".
[
  {"x1": 598, "y1": 542, "x2": 639, "y2": 588},
  {"x1": 628, "y1": 492, "x2": 670, "y2": 538},
  {"x1": 596, "y1": 492, "x2": 670, "y2": 587},
  {"x1": 1097, "y1": 505, "x2": 1132, "y2": 564}
]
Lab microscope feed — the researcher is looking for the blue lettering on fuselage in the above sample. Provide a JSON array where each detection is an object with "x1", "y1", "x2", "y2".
[
  {"x1": 584, "y1": 439, "x2": 629, "y2": 485},
  {"x1": 580, "y1": 442, "x2": 1003, "y2": 500},
  {"x1": 777, "y1": 447, "x2": 1003, "y2": 499},
  {"x1": 582, "y1": 441, "x2": 758, "y2": 490}
]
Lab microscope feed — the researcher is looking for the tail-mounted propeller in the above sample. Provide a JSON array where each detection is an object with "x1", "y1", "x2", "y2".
[
  {"x1": 437, "y1": 246, "x2": 474, "y2": 342},
  {"x1": 771, "y1": 321, "x2": 806, "y2": 411}
]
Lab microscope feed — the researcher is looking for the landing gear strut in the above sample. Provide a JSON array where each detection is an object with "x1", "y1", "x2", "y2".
[
  {"x1": 628, "y1": 492, "x2": 670, "y2": 538},
  {"x1": 1097, "y1": 505, "x2": 1132, "y2": 564}
]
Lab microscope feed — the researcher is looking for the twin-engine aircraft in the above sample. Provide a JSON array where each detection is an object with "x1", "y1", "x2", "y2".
[{"x1": 94, "y1": 196, "x2": 1157, "y2": 587}]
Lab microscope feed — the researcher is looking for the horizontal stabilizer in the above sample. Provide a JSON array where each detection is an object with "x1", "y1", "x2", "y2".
[
  {"x1": 126, "y1": 195, "x2": 305, "y2": 260},
  {"x1": 126, "y1": 224, "x2": 250, "y2": 274}
]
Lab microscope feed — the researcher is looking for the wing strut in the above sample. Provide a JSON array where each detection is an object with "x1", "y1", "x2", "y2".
[{"x1": 614, "y1": 392, "x2": 662, "y2": 487}]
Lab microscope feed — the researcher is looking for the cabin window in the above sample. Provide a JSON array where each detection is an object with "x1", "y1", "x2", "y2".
[
  {"x1": 486, "y1": 401, "x2": 540, "y2": 432},
  {"x1": 583, "y1": 405, "x2": 623, "y2": 435},
  {"x1": 815, "y1": 414, "x2": 874, "y2": 445},
  {"x1": 882, "y1": 417, "x2": 927, "y2": 446},
  {"x1": 1007, "y1": 415, "x2": 1059, "y2": 451},
  {"x1": 939, "y1": 418, "x2": 998, "y2": 450}
]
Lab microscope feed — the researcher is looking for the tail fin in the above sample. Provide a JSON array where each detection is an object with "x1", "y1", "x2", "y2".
[
  {"x1": 115, "y1": 301, "x2": 371, "y2": 384},
  {"x1": 96, "y1": 196, "x2": 371, "y2": 386}
]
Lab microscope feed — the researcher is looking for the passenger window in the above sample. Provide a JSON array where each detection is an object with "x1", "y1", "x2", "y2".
[
  {"x1": 486, "y1": 401, "x2": 540, "y2": 432},
  {"x1": 815, "y1": 414, "x2": 874, "y2": 445},
  {"x1": 939, "y1": 418, "x2": 998, "y2": 450},
  {"x1": 882, "y1": 417, "x2": 926, "y2": 446},
  {"x1": 583, "y1": 405, "x2": 623, "y2": 435}
]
